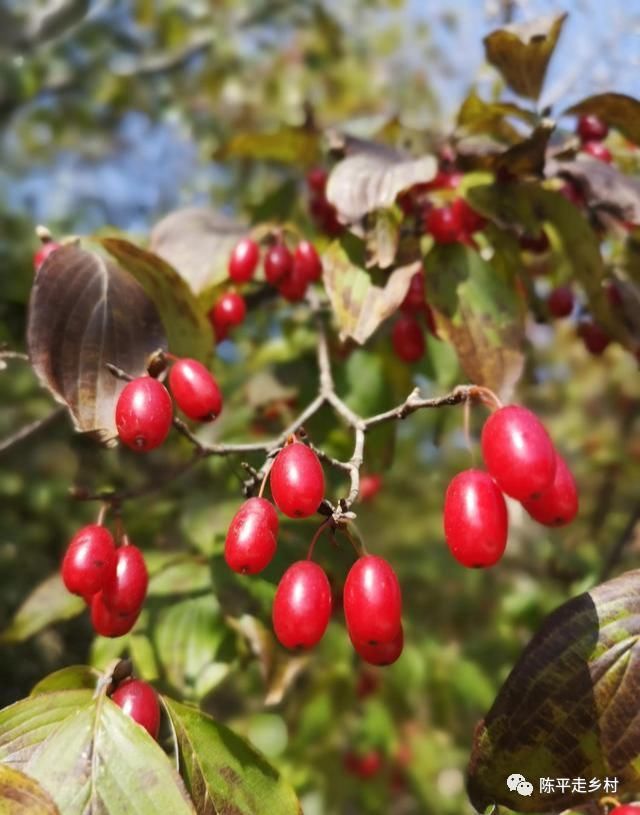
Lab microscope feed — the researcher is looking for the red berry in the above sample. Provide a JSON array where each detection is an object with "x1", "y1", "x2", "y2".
[
  {"x1": 577, "y1": 114, "x2": 609, "y2": 143},
  {"x1": 293, "y1": 240, "x2": 322, "y2": 282},
  {"x1": 306, "y1": 167, "x2": 327, "y2": 194},
  {"x1": 115, "y1": 377, "x2": 173, "y2": 452},
  {"x1": 264, "y1": 244, "x2": 293, "y2": 285},
  {"x1": 582, "y1": 141, "x2": 612, "y2": 163},
  {"x1": 558, "y1": 181, "x2": 584, "y2": 207},
  {"x1": 578, "y1": 319, "x2": 610, "y2": 355},
  {"x1": 452, "y1": 197, "x2": 486, "y2": 234},
  {"x1": 401, "y1": 272, "x2": 426, "y2": 313},
  {"x1": 344, "y1": 556, "x2": 402, "y2": 645},
  {"x1": 168, "y1": 358, "x2": 222, "y2": 421},
  {"x1": 547, "y1": 286, "x2": 574, "y2": 318},
  {"x1": 91, "y1": 592, "x2": 138, "y2": 637},
  {"x1": 270, "y1": 442, "x2": 325, "y2": 518},
  {"x1": 224, "y1": 497, "x2": 278, "y2": 574},
  {"x1": 344, "y1": 750, "x2": 383, "y2": 779},
  {"x1": 481, "y1": 405, "x2": 556, "y2": 502},
  {"x1": 605, "y1": 280, "x2": 623, "y2": 308},
  {"x1": 519, "y1": 231, "x2": 550, "y2": 253},
  {"x1": 356, "y1": 669, "x2": 380, "y2": 699},
  {"x1": 272, "y1": 561, "x2": 332, "y2": 649},
  {"x1": 209, "y1": 292, "x2": 246, "y2": 341},
  {"x1": 33, "y1": 241, "x2": 61, "y2": 271},
  {"x1": 228, "y1": 238, "x2": 260, "y2": 283},
  {"x1": 425, "y1": 204, "x2": 463, "y2": 244},
  {"x1": 61, "y1": 525, "x2": 117, "y2": 597},
  {"x1": 610, "y1": 807, "x2": 640, "y2": 814},
  {"x1": 111, "y1": 678, "x2": 160, "y2": 740},
  {"x1": 360, "y1": 474, "x2": 383, "y2": 502},
  {"x1": 277, "y1": 263, "x2": 308, "y2": 303},
  {"x1": 351, "y1": 625, "x2": 404, "y2": 666},
  {"x1": 392, "y1": 315, "x2": 425, "y2": 363},
  {"x1": 443, "y1": 470, "x2": 508, "y2": 568},
  {"x1": 102, "y1": 544, "x2": 148, "y2": 616},
  {"x1": 523, "y1": 452, "x2": 578, "y2": 527}
]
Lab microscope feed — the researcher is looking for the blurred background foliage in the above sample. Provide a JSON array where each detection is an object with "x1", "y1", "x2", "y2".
[{"x1": 1, "y1": 1, "x2": 640, "y2": 814}]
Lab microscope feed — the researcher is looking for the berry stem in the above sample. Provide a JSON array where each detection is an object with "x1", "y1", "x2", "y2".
[
  {"x1": 343, "y1": 523, "x2": 368, "y2": 558},
  {"x1": 96, "y1": 504, "x2": 108, "y2": 526},
  {"x1": 470, "y1": 385, "x2": 503, "y2": 412},
  {"x1": 307, "y1": 518, "x2": 333, "y2": 561},
  {"x1": 258, "y1": 463, "x2": 272, "y2": 498}
]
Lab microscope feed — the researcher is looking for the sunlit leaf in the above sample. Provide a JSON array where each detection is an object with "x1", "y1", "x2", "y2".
[
  {"x1": 0, "y1": 690, "x2": 196, "y2": 814},
  {"x1": 468, "y1": 569, "x2": 640, "y2": 813},
  {"x1": 101, "y1": 238, "x2": 213, "y2": 362},
  {"x1": 1, "y1": 573, "x2": 84, "y2": 644},
  {"x1": 365, "y1": 208, "x2": 401, "y2": 269},
  {"x1": 147, "y1": 557, "x2": 211, "y2": 597},
  {"x1": 483, "y1": 14, "x2": 567, "y2": 100},
  {"x1": 456, "y1": 90, "x2": 536, "y2": 143},
  {"x1": 164, "y1": 697, "x2": 301, "y2": 815},
  {"x1": 0, "y1": 764, "x2": 60, "y2": 814},
  {"x1": 565, "y1": 93, "x2": 640, "y2": 145},
  {"x1": 215, "y1": 128, "x2": 320, "y2": 165},
  {"x1": 27, "y1": 245, "x2": 167, "y2": 444},
  {"x1": 31, "y1": 665, "x2": 99, "y2": 696}
]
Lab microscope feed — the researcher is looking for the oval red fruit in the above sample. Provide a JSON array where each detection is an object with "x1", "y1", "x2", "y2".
[
  {"x1": 62, "y1": 525, "x2": 117, "y2": 596},
  {"x1": 169, "y1": 358, "x2": 222, "y2": 421},
  {"x1": 228, "y1": 238, "x2": 259, "y2": 283},
  {"x1": 270, "y1": 442, "x2": 325, "y2": 518},
  {"x1": 294, "y1": 240, "x2": 322, "y2": 283},
  {"x1": 522, "y1": 453, "x2": 579, "y2": 527},
  {"x1": 224, "y1": 497, "x2": 278, "y2": 574},
  {"x1": 264, "y1": 244, "x2": 293, "y2": 285},
  {"x1": 91, "y1": 592, "x2": 138, "y2": 637},
  {"x1": 577, "y1": 114, "x2": 608, "y2": 143},
  {"x1": 272, "y1": 561, "x2": 332, "y2": 649},
  {"x1": 115, "y1": 377, "x2": 173, "y2": 452},
  {"x1": 547, "y1": 286, "x2": 574, "y2": 318},
  {"x1": 111, "y1": 678, "x2": 160, "y2": 740},
  {"x1": 351, "y1": 625, "x2": 404, "y2": 666},
  {"x1": 102, "y1": 544, "x2": 148, "y2": 616},
  {"x1": 343, "y1": 555, "x2": 402, "y2": 645},
  {"x1": 392, "y1": 315, "x2": 425, "y2": 363}
]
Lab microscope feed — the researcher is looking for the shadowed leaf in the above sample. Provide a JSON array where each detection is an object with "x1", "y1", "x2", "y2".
[
  {"x1": 149, "y1": 207, "x2": 247, "y2": 296},
  {"x1": 163, "y1": 697, "x2": 301, "y2": 815},
  {"x1": 27, "y1": 245, "x2": 167, "y2": 444},
  {"x1": 566, "y1": 93, "x2": 640, "y2": 145},
  {"x1": 456, "y1": 90, "x2": 536, "y2": 143},
  {"x1": 322, "y1": 242, "x2": 419, "y2": 344},
  {"x1": 0, "y1": 765, "x2": 60, "y2": 814},
  {"x1": 1, "y1": 573, "x2": 84, "y2": 644},
  {"x1": 467, "y1": 570, "x2": 640, "y2": 813},
  {"x1": 425, "y1": 243, "x2": 525, "y2": 400},
  {"x1": 326, "y1": 145, "x2": 437, "y2": 222},
  {"x1": 483, "y1": 14, "x2": 567, "y2": 100},
  {"x1": 496, "y1": 120, "x2": 555, "y2": 177},
  {"x1": 102, "y1": 237, "x2": 213, "y2": 362},
  {"x1": 0, "y1": 689, "x2": 196, "y2": 814}
]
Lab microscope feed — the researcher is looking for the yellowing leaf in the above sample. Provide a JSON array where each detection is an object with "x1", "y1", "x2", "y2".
[
  {"x1": 0, "y1": 765, "x2": 60, "y2": 814},
  {"x1": 215, "y1": 128, "x2": 320, "y2": 165}
]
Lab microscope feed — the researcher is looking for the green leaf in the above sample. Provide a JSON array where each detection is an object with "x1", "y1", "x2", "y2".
[
  {"x1": 0, "y1": 690, "x2": 196, "y2": 815},
  {"x1": 215, "y1": 128, "x2": 320, "y2": 165},
  {"x1": 322, "y1": 242, "x2": 419, "y2": 344},
  {"x1": 101, "y1": 237, "x2": 213, "y2": 363},
  {"x1": 565, "y1": 93, "x2": 640, "y2": 145},
  {"x1": 149, "y1": 207, "x2": 246, "y2": 296},
  {"x1": 467, "y1": 569, "x2": 640, "y2": 813},
  {"x1": 425, "y1": 244, "x2": 525, "y2": 398},
  {"x1": 1, "y1": 573, "x2": 84, "y2": 644},
  {"x1": 147, "y1": 557, "x2": 211, "y2": 597},
  {"x1": 163, "y1": 697, "x2": 301, "y2": 815},
  {"x1": 456, "y1": 90, "x2": 536, "y2": 143},
  {"x1": 154, "y1": 595, "x2": 232, "y2": 699},
  {"x1": 483, "y1": 14, "x2": 567, "y2": 100},
  {"x1": 30, "y1": 665, "x2": 99, "y2": 696},
  {"x1": 0, "y1": 764, "x2": 60, "y2": 814}
]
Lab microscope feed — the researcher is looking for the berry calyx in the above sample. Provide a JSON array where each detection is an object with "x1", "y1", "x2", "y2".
[
  {"x1": 115, "y1": 377, "x2": 173, "y2": 452},
  {"x1": 481, "y1": 405, "x2": 556, "y2": 502},
  {"x1": 424, "y1": 204, "x2": 463, "y2": 244},
  {"x1": 33, "y1": 241, "x2": 61, "y2": 271},
  {"x1": 61, "y1": 525, "x2": 117, "y2": 597},
  {"x1": 224, "y1": 497, "x2": 278, "y2": 574},
  {"x1": 270, "y1": 442, "x2": 325, "y2": 518},
  {"x1": 344, "y1": 750, "x2": 383, "y2": 779},
  {"x1": 111, "y1": 678, "x2": 160, "y2": 740},
  {"x1": 360, "y1": 474, "x2": 383, "y2": 503},
  {"x1": 101, "y1": 543, "x2": 148, "y2": 616},
  {"x1": 581, "y1": 140, "x2": 613, "y2": 163},
  {"x1": 343, "y1": 555, "x2": 402, "y2": 646},
  {"x1": 351, "y1": 625, "x2": 404, "y2": 666},
  {"x1": 577, "y1": 114, "x2": 608, "y2": 142},
  {"x1": 91, "y1": 593, "x2": 138, "y2": 637},
  {"x1": 264, "y1": 243, "x2": 293, "y2": 285},
  {"x1": 294, "y1": 241, "x2": 322, "y2": 283},
  {"x1": 209, "y1": 292, "x2": 247, "y2": 341},
  {"x1": 443, "y1": 470, "x2": 508, "y2": 568},
  {"x1": 547, "y1": 286, "x2": 574, "y2": 318},
  {"x1": 392, "y1": 315, "x2": 425, "y2": 363},
  {"x1": 228, "y1": 238, "x2": 260, "y2": 283},
  {"x1": 578, "y1": 319, "x2": 610, "y2": 355},
  {"x1": 523, "y1": 453, "x2": 579, "y2": 527},
  {"x1": 168, "y1": 358, "x2": 222, "y2": 421},
  {"x1": 272, "y1": 561, "x2": 332, "y2": 649}
]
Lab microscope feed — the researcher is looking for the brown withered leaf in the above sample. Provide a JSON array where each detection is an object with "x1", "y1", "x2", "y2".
[
  {"x1": 468, "y1": 569, "x2": 640, "y2": 813},
  {"x1": 496, "y1": 119, "x2": 555, "y2": 177},
  {"x1": 0, "y1": 764, "x2": 60, "y2": 814},
  {"x1": 483, "y1": 13, "x2": 567, "y2": 100},
  {"x1": 326, "y1": 143, "x2": 437, "y2": 222},
  {"x1": 322, "y1": 242, "x2": 420, "y2": 344},
  {"x1": 566, "y1": 93, "x2": 640, "y2": 145},
  {"x1": 27, "y1": 245, "x2": 166, "y2": 444}
]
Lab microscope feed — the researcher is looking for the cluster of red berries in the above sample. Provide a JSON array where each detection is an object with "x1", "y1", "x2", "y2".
[
  {"x1": 444, "y1": 405, "x2": 579, "y2": 568},
  {"x1": 577, "y1": 113, "x2": 612, "y2": 164},
  {"x1": 62, "y1": 524, "x2": 148, "y2": 637},
  {"x1": 111, "y1": 677, "x2": 160, "y2": 740},
  {"x1": 115, "y1": 357, "x2": 222, "y2": 451},
  {"x1": 546, "y1": 280, "x2": 623, "y2": 356},
  {"x1": 391, "y1": 270, "x2": 438, "y2": 363},
  {"x1": 224, "y1": 439, "x2": 403, "y2": 665},
  {"x1": 306, "y1": 167, "x2": 343, "y2": 236}
]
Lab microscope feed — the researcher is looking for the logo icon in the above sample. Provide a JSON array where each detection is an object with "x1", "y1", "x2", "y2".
[{"x1": 507, "y1": 774, "x2": 534, "y2": 797}]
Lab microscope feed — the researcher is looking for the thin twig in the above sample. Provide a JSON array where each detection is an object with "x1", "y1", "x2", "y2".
[
  {"x1": 599, "y1": 504, "x2": 640, "y2": 581},
  {"x1": 0, "y1": 408, "x2": 65, "y2": 455}
]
